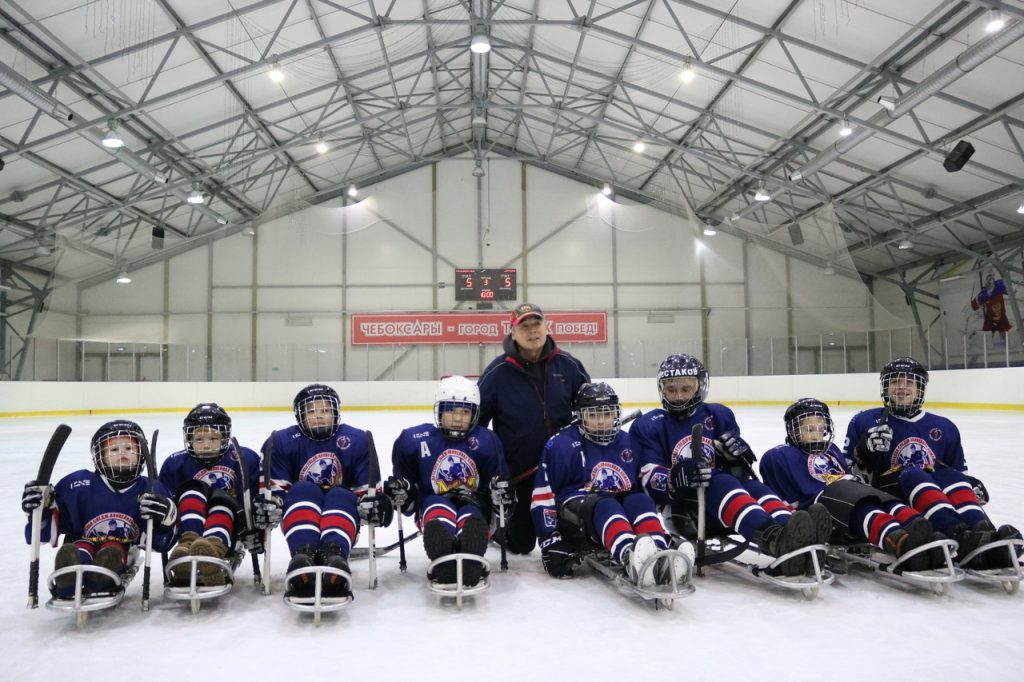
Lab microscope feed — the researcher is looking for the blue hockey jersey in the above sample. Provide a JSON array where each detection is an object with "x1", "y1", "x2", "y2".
[
  {"x1": 843, "y1": 407, "x2": 967, "y2": 476},
  {"x1": 760, "y1": 442, "x2": 856, "y2": 509},
  {"x1": 628, "y1": 403, "x2": 736, "y2": 505},
  {"x1": 530, "y1": 427, "x2": 638, "y2": 538},
  {"x1": 262, "y1": 424, "x2": 370, "y2": 498},
  {"x1": 391, "y1": 423, "x2": 508, "y2": 510},
  {"x1": 158, "y1": 445, "x2": 261, "y2": 500},
  {"x1": 26, "y1": 469, "x2": 175, "y2": 552}
]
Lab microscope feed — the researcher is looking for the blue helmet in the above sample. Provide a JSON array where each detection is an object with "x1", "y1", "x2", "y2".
[
  {"x1": 657, "y1": 354, "x2": 708, "y2": 416},
  {"x1": 91, "y1": 420, "x2": 146, "y2": 485},
  {"x1": 293, "y1": 384, "x2": 340, "y2": 441},
  {"x1": 183, "y1": 403, "x2": 232, "y2": 466},
  {"x1": 574, "y1": 382, "x2": 621, "y2": 445},
  {"x1": 784, "y1": 398, "x2": 834, "y2": 454},
  {"x1": 880, "y1": 357, "x2": 928, "y2": 417}
]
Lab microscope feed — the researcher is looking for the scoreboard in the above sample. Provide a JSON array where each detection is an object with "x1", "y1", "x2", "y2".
[{"x1": 454, "y1": 268, "x2": 517, "y2": 301}]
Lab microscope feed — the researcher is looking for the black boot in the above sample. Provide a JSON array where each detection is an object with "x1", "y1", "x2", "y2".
[
  {"x1": 318, "y1": 543, "x2": 352, "y2": 598},
  {"x1": 755, "y1": 512, "x2": 813, "y2": 577},
  {"x1": 886, "y1": 517, "x2": 932, "y2": 571},
  {"x1": 953, "y1": 522, "x2": 994, "y2": 570},
  {"x1": 458, "y1": 515, "x2": 490, "y2": 587},
  {"x1": 423, "y1": 520, "x2": 458, "y2": 584},
  {"x1": 285, "y1": 544, "x2": 317, "y2": 598},
  {"x1": 987, "y1": 524, "x2": 1023, "y2": 569}
]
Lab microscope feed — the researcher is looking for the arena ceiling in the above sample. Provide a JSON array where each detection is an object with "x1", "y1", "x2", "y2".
[{"x1": 1, "y1": 0, "x2": 1023, "y2": 316}]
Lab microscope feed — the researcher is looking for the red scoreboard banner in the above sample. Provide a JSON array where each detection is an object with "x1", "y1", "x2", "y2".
[{"x1": 350, "y1": 312, "x2": 608, "y2": 345}]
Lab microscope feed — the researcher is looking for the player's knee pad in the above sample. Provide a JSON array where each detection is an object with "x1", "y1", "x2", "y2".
[
  {"x1": 819, "y1": 478, "x2": 896, "y2": 530},
  {"x1": 559, "y1": 494, "x2": 602, "y2": 546},
  {"x1": 208, "y1": 488, "x2": 240, "y2": 516},
  {"x1": 175, "y1": 478, "x2": 213, "y2": 500}
]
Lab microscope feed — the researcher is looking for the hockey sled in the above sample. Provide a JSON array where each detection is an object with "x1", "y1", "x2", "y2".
[
  {"x1": 582, "y1": 547, "x2": 695, "y2": 610},
  {"x1": 959, "y1": 537, "x2": 1024, "y2": 595},
  {"x1": 828, "y1": 537, "x2": 964, "y2": 595},
  {"x1": 426, "y1": 553, "x2": 490, "y2": 610},
  {"x1": 283, "y1": 565, "x2": 354, "y2": 625},
  {"x1": 163, "y1": 547, "x2": 246, "y2": 613},
  {"x1": 46, "y1": 548, "x2": 142, "y2": 628}
]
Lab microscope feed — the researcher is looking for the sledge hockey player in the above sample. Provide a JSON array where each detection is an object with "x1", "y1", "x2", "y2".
[
  {"x1": 158, "y1": 403, "x2": 262, "y2": 586},
  {"x1": 761, "y1": 398, "x2": 946, "y2": 572},
  {"x1": 21, "y1": 420, "x2": 177, "y2": 598},
  {"x1": 630, "y1": 354, "x2": 830, "y2": 577},
  {"x1": 388, "y1": 376, "x2": 510, "y2": 587},
  {"x1": 262, "y1": 384, "x2": 390, "y2": 600},
  {"x1": 532, "y1": 382, "x2": 692, "y2": 589},
  {"x1": 845, "y1": 357, "x2": 1022, "y2": 570},
  {"x1": 478, "y1": 303, "x2": 591, "y2": 555}
]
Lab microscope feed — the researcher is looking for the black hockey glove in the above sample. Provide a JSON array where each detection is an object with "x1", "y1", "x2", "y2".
[
  {"x1": 21, "y1": 480, "x2": 55, "y2": 514},
  {"x1": 139, "y1": 493, "x2": 177, "y2": 529},
  {"x1": 717, "y1": 431, "x2": 756, "y2": 465},
  {"x1": 540, "y1": 532, "x2": 577, "y2": 579},
  {"x1": 239, "y1": 528, "x2": 266, "y2": 554},
  {"x1": 253, "y1": 495, "x2": 283, "y2": 529},
  {"x1": 358, "y1": 494, "x2": 394, "y2": 527},
  {"x1": 669, "y1": 457, "x2": 712, "y2": 491},
  {"x1": 862, "y1": 424, "x2": 893, "y2": 455},
  {"x1": 490, "y1": 476, "x2": 514, "y2": 508},
  {"x1": 966, "y1": 475, "x2": 990, "y2": 505},
  {"x1": 385, "y1": 476, "x2": 413, "y2": 510}
]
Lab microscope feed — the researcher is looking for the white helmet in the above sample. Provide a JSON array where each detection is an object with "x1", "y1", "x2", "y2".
[{"x1": 434, "y1": 376, "x2": 481, "y2": 440}]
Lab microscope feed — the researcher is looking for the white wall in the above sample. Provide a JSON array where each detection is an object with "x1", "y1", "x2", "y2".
[{"x1": 3, "y1": 367, "x2": 1022, "y2": 417}]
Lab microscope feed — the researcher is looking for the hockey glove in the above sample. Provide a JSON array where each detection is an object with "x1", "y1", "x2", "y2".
[
  {"x1": 490, "y1": 476, "x2": 514, "y2": 508},
  {"x1": 21, "y1": 480, "x2": 55, "y2": 514},
  {"x1": 139, "y1": 493, "x2": 177, "y2": 529},
  {"x1": 967, "y1": 475, "x2": 990, "y2": 505},
  {"x1": 717, "y1": 431, "x2": 756, "y2": 465},
  {"x1": 358, "y1": 494, "x2": 394, "y2": 527},
  {"x1": 253, "y1": 495, "x2": 283, "y2": 529},
  {"x1": 239, "y1": 528, "x2": 266, "y2": 554},
  {"x1": 539, "y1": 532, "x2": 577, "y2": 579},
  {"x1": 385, "y1": 476, "x2": 413, "y2": 510},
  {"x1": 669, "y1": 457, "x2": 712, "y2": 491},
  {"x1": 864, "y1": 424, "x2": 893, "y2": 454}
]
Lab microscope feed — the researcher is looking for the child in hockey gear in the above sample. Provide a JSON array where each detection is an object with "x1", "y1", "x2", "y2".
[
  {"x1": 844, "y1": 358, "x2": 1022, "y2": 570},
  {"x1": 263, "y1": 384, "x2": 372, "y2": 599},
  {"x1": 630, "y1": 354, "x2": 827, "y2": 577},
  {"x1": 761, "y1": 399, "x2": 947, "y2": 572},
  {"x1": 159, "y1": 404, "x2": 261, "y2": 587},
  {"x1": 390, "y1": 376, "x2": 508, "y2": 587},
  {"x1": 533, "y1": 383, "x2": 692, "y2": 588},
  {"x1": 478, "y1": 303, "x2": 591, "y2": 555},
  {"x1": 21, "y1": 421, "x2": 177, "y2": 597}
]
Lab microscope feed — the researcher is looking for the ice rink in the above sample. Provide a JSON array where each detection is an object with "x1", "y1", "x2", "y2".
[{"x1": 2, "y1": 405, "x2": 1021, "y2": 682}]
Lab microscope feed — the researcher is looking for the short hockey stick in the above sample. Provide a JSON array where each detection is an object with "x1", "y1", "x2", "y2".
[{"x1": 27, "y1": 424, "x2": 72, "y2": 609}]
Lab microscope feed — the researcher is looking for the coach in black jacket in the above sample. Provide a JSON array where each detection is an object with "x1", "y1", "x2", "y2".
[{"x1": 478, "y1": 303, "x2": 590, "y2": 553}]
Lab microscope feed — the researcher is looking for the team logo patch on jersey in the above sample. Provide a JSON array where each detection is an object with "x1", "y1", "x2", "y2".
[
  {"x1": 542, "y1": 508, "x2": 559, "y2": 529},
  {"x1": 671, "y1": 436, "x2": 715, "y2": 467},
  {"x1": 807, "y1": 452, "x2": 846, "y2": 484},
  {"x1": 196, "y1": 465, "x2": 237, "y2": 494},
  {"x1": 336, "y1": 435, "x2": 351, "y2": 450},
  {"x1": 704, "y1": 417, "x2": 714, "y2": 431},
  {"x1": 929, "y1": 428, "x2": 943, "y2": 442},
  {"x1": 85, "y1": 513, "x2": 139, "y2": 543},
  {"x1": 587, "y1": 462, "x2": 630, "y2": 494},
  {"x1": 890, "y1": 437, "x2": 936, "y2": 471},
  {"x1": 431, "y1": 449, "x2": 479, "y2": 494},
  {"x1": 300, "y1": 453, "x2": 343, "y2": 488},
  {"x1": 620, "y1": 448, "x2": 633, "y2": 463},
  {"x1": 468, "y1": 436, "x2": 480, "y2": 451}
]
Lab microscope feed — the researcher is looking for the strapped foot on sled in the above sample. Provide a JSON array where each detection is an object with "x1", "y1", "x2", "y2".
[
  {"x1": 827, "y1": 536, "x2": 963, "y2": 595},
  {"x1": 164, "y1": 535, "x2": 246, "y2": 613},
  {"x1": 423, "y1": 517, "x2": 491, "y2": 610},
  {"x1": 956, "y1": 525, "x2": 1023, "y2": 595},
  {"x1": 580, "y1": 538, "x2": 695, "y2": 611},
  {"x1": 47, "y1": 546, "x2": 142, "y2": 628},
  {"x1": 282, "y1": 544, "x2": 354, "y2": 624}
]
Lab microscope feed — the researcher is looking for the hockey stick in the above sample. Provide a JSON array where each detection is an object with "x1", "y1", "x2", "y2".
[
  {"x1": 397, "y1": 501, "x2": 408, "y2": 572},
  {"x1": 510, "y1": 408, "x2": 643, "y2": 485},
  {"x1": 261, "y1": 431, "x2": 275, "y2": 596},
  {"x1": 498, "y1": 495, "x2": 508, "y2": 572},
  {"x1": 232, "y1": 437, "x2": 262, "y2": 587},
  {"x1": 27, "y1": 424, "x2": 72, "y2": 609},
  {"x1": 365, "y1": 430, "x2": 381, "y2": 589},
  {"x1": 350, "y1": 530, "x2": 421, "y2": 559},
  {"x1": 142, "y1": 429, "x2": 159, "y2": 611},
  {"x1": 693, "y1": 422, "x2": 706, "y2": 578}
]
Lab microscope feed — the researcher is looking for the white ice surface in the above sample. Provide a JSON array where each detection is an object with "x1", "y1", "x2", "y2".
[{"x1": 2, "y1": 406, "x2": 1021, "y2": 682}]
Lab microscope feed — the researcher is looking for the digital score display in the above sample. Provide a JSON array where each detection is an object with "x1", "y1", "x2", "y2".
[{"x1": 454, "y1": 268, "x2": 517, "y2": 301}]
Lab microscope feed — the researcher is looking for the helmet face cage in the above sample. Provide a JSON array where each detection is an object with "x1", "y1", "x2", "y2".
[
  {"x1": 91, "y1": 421, "x2": 146, "y2": 485},
  {"x1": 657, "y1": 354, "x2": 709, "y2": 416},
  {"x1": 294, "y1": 384, "x2": 340, "y2": 441},
  {"x1": 434, "y1": 376, "x2": 481, "y2": 440},
  {"x1": 784, "y1": 400, "x2": 834, "y2": 454},
  {"x1": 575, "y1": 382, "x2": 622, "y2": 445},
  {"x1": 880, "y1": 358, "x2": 928, "y2": 417},
  {"x1": 183, "y1": 403, "x2": 232, "y2": 465}
]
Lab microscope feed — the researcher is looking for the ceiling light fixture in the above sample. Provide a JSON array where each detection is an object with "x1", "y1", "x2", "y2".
[
  {"x1": 347, "y1": 184, "x2": 359, "y2": 198},
  {"x1": 35, "y1": 244, "x2": 52, "y2": 257},
  {"x1": 267, "y1": 59, "x2": 284, "y2": 83},
  {"x1": 471, "y1": 111, "x2": 487, "y2": 127},
  {"x1": 823, "y1": 261, "x2": 836, "y2": 276},
  {"x1": 839, "y1": 117, "x2": 853, "y2": 137},
  {"x1": 876, "y1": 95, "x2": 896, "y2": 112},
  {"x1": 470, "y1": 29, "x2": 491, "y2": 54},
  {"x1": 632, "y1": 141, "x2": 646, "y2": 153},
  {"x1": 703, "y1": 226, "x2": 717, "y2": 236},
  {"x1": 186, "y1": 182, "x2": 205, "y2": 205},
  {"x1": 679, "y1": 60, "x2": 695, "y2": 83},
  {"x1": 1017, "y1": 199, "x2": 1024, "y2": 214},
  {"x1": 898, "y1": 235, "x2": 914, "y2": 250},
  {"x1": 985, "y1": 9, "x2": 1006, "y2": 33},
  {"x1": 472, "y1": 162, "x2": 485, "y2": 178},
  {"x1": 101, "y1": 119, "x2": 124, "y2": 149},
  {"x1": 116, "y1": 269, "x2": 132, "y2": 284},
  {"x1": 601, "y1": 183, "x2": 614, "y2": 198},
  {"x1": 315, "y1": 136, "x2": 328, "y2": 154},
  {"x1": 754, "y1": 182, "x2": 772, "y2": 202}
]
